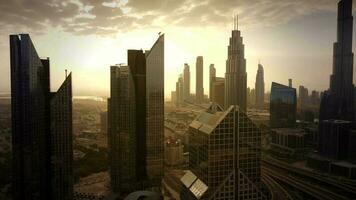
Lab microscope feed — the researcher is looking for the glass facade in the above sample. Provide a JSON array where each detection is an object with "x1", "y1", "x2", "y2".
[
  {"x1": 10, "y1": 34, "x2": 73, "y2": 200},
  {"x1": 146, "y1": 34, "x2": 164, "y2": 187},
  {"x1": 270, "y1": 82, "x2": 297, "y2": 128},
  {"x1": 182, "y1": 104, "x2": 266, "y2": 200}
]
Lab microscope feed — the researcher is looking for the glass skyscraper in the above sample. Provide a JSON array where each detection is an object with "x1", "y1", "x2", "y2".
[
  {"x1": 10, "y1": 34, "x2": 73, "y2": 200},
  {"x1": 108, "y1": 34, "x2": 164, "y2": 194},
  {"x1": 270, "y1": 82, "x2": 297, "y2": 128}
]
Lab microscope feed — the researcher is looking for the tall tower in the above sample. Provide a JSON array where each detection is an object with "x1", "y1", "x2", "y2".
[
  {"x1": 209, "y1": 64, "x2": 216, "y2": 101},
  {"x1": 183, "y1": 63, "x2": 190, "y2": 101},
  {"x1": 196, "y1": 56, "x2": 204, "y2": 104},
  {"x1": 108, "y1": 35, "x2": 164, "y2": 194},
  {"x1": 320, "y1": 0, "x2": 354, "y2": 121},
  {"x1": 10, "y1": 34, "x2": 73, "y2": 200},
  {"x1": 145, "y1": 34, "x2": 164, "y2": 187},
  {"x1": 255, "y1": 63, "x2": 265, "y2": 109},
  {"x1": 225, "y1": 15, "x2": 247, "y2": 111}
]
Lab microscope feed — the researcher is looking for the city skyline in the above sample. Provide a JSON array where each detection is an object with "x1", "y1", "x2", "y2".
[{"x1": 1, "y1": 1, "x2": 356, "y2": 97}]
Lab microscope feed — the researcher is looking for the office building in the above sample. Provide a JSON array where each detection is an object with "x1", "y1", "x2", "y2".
[
  {"x1": 146, "y1": 35, "x2": 165, "y2": 186},
  {"x1": 255, "y1": 63, "x2": 265, "y2": 109},
  {"x1": 270, "y1": 82, "x2": 297, "y2": 128},
  {"x1": 183, "y1": 63, "x2": 190, "y2": 101},
  {"x1": 181, "y1": 103, "x2": 265, "y2": 199},
  {"x1": 211, "y1": 77, "x2": 225, "y2": 108},
  {"x1": 10, "y1": 34, "x2": 73, "y2": 200},
  {"x1": 196, "y1": 56, "x2": 204, "y2": 104},
  {"x1": 108, "y1": 35, "x2": 164, "y2": 194},
  {"x1": 298, "y1": 85, "x2": 309, "y2": 110},
  {"x1": 176, "y1": 75, "x2": 184, "y2": 106},
  {"x1": 225, "y1": 15, "x2": 247, "y2": 111},
  {"x1": 209, "y1": 64, "x2": 216, "y2": 101}
]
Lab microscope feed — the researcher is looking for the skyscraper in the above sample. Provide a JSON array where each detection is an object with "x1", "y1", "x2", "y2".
[
  {"x1": 196, "y1": 56, "x2": 204, "y2": 104},
  {"x1": 108, "y1": 65, "x2": 137, "y2": 193},
  {"x1": 108, "y1": 35, "x2": 164, "y2": 194},
  {"x1": 255, "y1": 63, "x2": 265, "y2": 109},
  {"x1": 318, "y1": 0, "x2": 355, "y2": 162},
  {"x1": 270, "y1": 82, "x2": 297, "y2": 128},
  {"x1": 181, "y1": 104, "x2": 265, "y2": 199},
  {"x1": 183, "y1": 63, "x2": 190, "y2": 101},
  {"x1": 209, "y1": 64, "x2": 216, "y2": 101},
  {"x1": 145, "y1": 35, "x2": 164, "y2": 186},
  {"x1": 225, "y1": 15, "x2": 247, "y2": 111},
  {"x1": 298, "y1": 85, "x2": 309, "y2": 110},
  {"x1": 320, "y1": 0, "x2": 354, "y2": 121},
  {"x1": 10, "y1": 34, "x2": 73, "y2": 200}
]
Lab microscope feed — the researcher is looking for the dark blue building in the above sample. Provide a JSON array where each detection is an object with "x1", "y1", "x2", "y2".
[{"x1": 270, "y1": 82, "x2": 297, "y2": 128}]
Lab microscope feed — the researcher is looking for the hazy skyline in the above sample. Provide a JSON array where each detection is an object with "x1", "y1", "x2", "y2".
[{"x1": 1, "y1": 0, "x2": 356, "y2": 97}]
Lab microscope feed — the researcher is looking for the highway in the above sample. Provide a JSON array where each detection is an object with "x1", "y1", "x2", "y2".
[
  {"x1": 263, "y1": 157, "x2": 356, "y2": 200},
  {"x1": 262, "y1": 173, "x2": 294, "y2": 200}
]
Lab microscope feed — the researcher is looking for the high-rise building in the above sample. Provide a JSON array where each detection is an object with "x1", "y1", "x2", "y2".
[
  {"x1": 288, "y1": 79, "x2": 292, "y2": 87},
  {"x1": 108, "y1": 65, "x2": 137, "y2": 193},
  {"x1": 108, "y1": 35, "x2": 164, "y2": 194},
  {"x1": 255, "y1": 63, "x2": 265, "y2": 109},
  {"x1": 10, "y1": 34, "x2": 73, "y2": 200},
  {"x1": 196, "y1": 56, "x2": 204, "y2": 104},
  {"x1": 209, "y1": 64, "x2": 216, "y2": 101},
  {"x1": 320, "y1": 0, "x2": 354, "y2": 121},
  {"x1": 181, "y1": 103, "x2": 266, "y2": 199},
  {"x1": 318, "y1": 0, "x2": 355, "y2": 162},
  {"x1": 183, "y1": 63, "x2": 190, "y2": 101},
  {"x1": 298, "y1": 85, "x2": 309, "y2": 110},
  {"x1": 145, "y1": 35, "x2": 164, "y2": 186},
  {"x1": 225, "y1": 15, "x2": 247, "y2": 111},
  {"x1": 211, "y1": 77, "x2": 225, "y2": 108},
  {"x1": 176, "y1": 75, "x2": 184, "y2": 106},
  {"x1": 270, "y1": 82, "x2": 297, "y2": 128}
]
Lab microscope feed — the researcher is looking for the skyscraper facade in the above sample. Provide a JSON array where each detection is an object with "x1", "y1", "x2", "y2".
[
  {"x1": 270, "y1": 82, "x2": 297, "y2": 128},
  {"x1": 10, "y1": 34, "x2": 73, "y2": 200},
  {"x1": 108, "y1": 35, "x2": 164, "y2": 194},
  {"x1": 209, "y1": 64, "x2": 216, "y2": 101},
  {"x1": 196, "y1": 56, "x2": 204, "y2": 104},
  {"x1": 255, "y1": 63, "x2": 265, "y2": 109},
  {"x1": 318, "y1": 0, "x2": 355, "y2": 162},
  {"x1": 181, "y1": 104, "x2": 265, "y2": 199},
  {"x1": 225, "y1": 15, "x2": 247, "y2": 111},
  {"x1": 145, "y1": 35, "x2": 164, "y2": 186},
  {"x1": 298, "y1": 85, "x2": 309, "y2": 110},
  {"x1": 320, "y1": 0, "x2": 354, "y2": 121},
  {"x1": 183, "y1": 63, "x2": 190, "y2": 101},
  {"x1": 108, "y1": 65, "x2": 137, "y2": 193}
]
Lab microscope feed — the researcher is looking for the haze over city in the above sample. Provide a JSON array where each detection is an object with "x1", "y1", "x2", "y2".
[{"x1": 1, "y1": 0, "x2": 356, "y2": 97}]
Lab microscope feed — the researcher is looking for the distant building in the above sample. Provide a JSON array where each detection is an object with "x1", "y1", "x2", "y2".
[
  {"x1": 270, "y1": 82, "x2": 297, "y2": 128},
  {"x1": 209, "y1": 64, "x2": 216, "y2": 101},
  {"x1": 176, "y1": 75, "x2": 184, "y2": 106},
  {"x1": 255, "y1": 63, "x2": 265, "y2": 109},
  {"x1": 101, "y1": 111, "x2": 107, "y2": 134},
  {"x1": 164, "y1": 138, "x2": 184, "y2": 167},
  {"x1": 211, "y1": 77, "x2": 225, "y2": 108},
  {"x1": 181, "y1": 103, "x2": 265, "y2": 199},
  {"x1": 310, "y1": 90, "x2": 320, "y2": 106},
  {"x1": 108, "y1": 35, "x2": 164, "y2": 194},
  {"x1": 288, "y1": 79, "x2": 292, "y2": 87},
  {"x1": 271, "y1": 128, "x2": 309, "y2": 158},
  {"x1": 298, "y1": 85, "x2": 309, "y2": 110},
  {"x1": 171, "y1": 91, "x2": 177, "y2": 104},
  {"x1": 225, "y1": 15, "x2": 247, "y2": 111},
  {"x1": 183, "y1": 63, "x2": 190, "y2": 101},
  {"x1": 196, "y1": 56, "x2": 204, "y2": 104},
  {"x1": 10, "y1": 34, "x2": 73, "y2": 200}
]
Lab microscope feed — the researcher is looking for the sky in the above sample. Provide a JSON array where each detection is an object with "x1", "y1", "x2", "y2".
[{"x1": 0, "y1": 0, "x2": 355, "y2": 98}]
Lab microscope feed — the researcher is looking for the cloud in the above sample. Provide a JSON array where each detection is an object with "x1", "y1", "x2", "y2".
[{"x1": 0, "y1": 0, "x2": 344, "y2": 38}]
